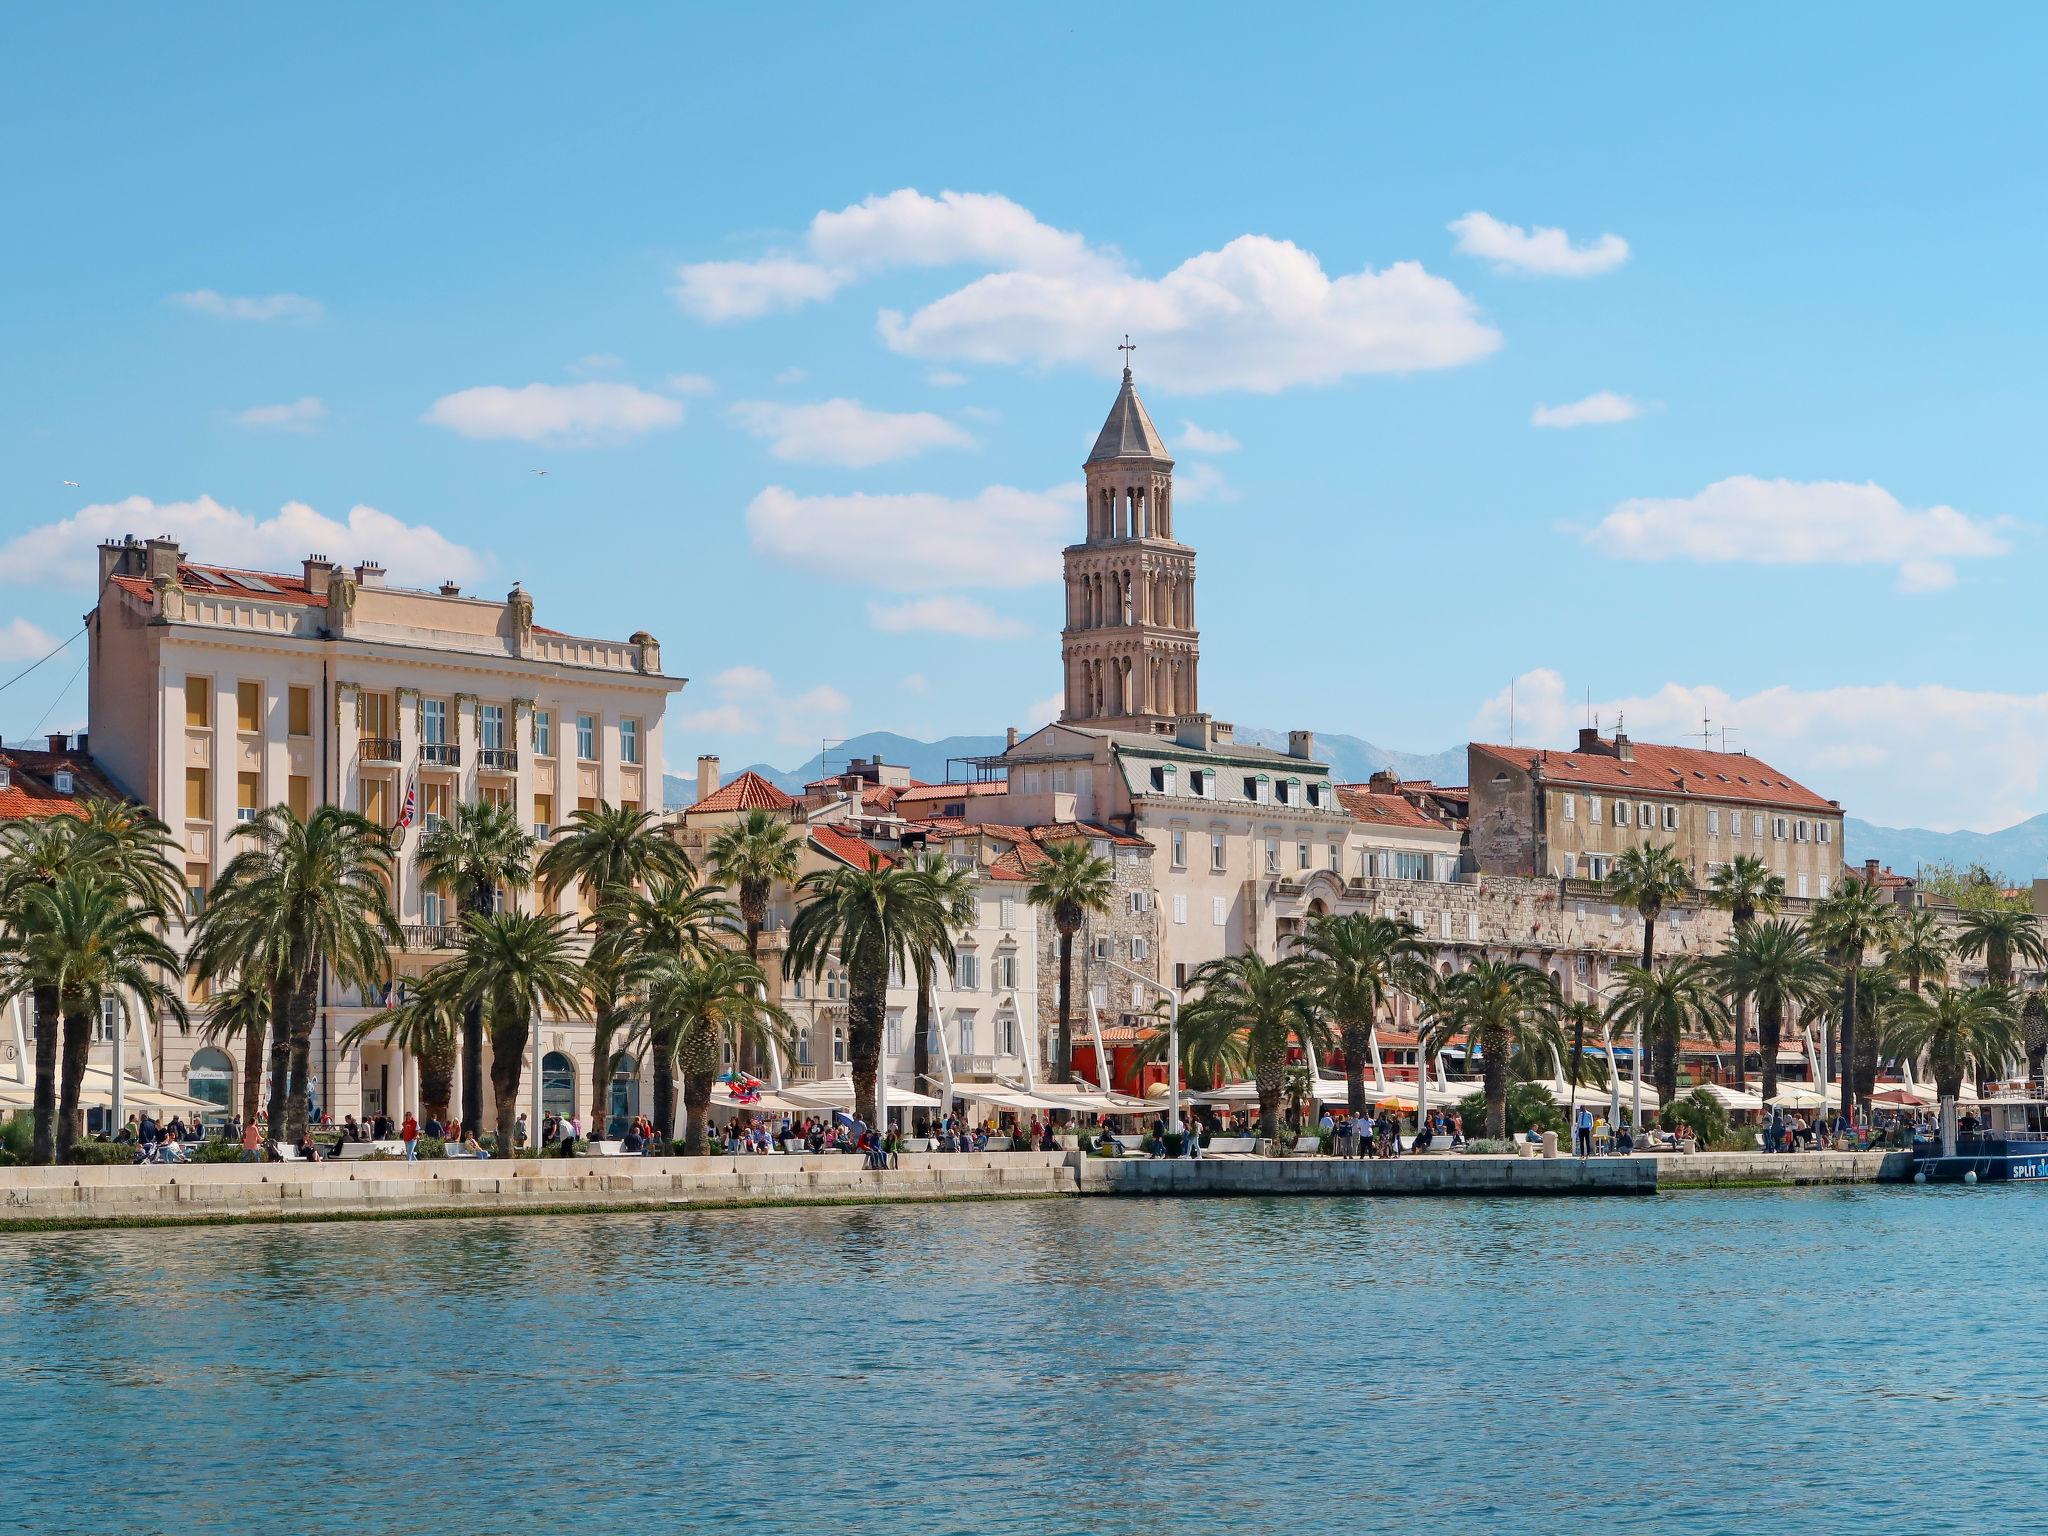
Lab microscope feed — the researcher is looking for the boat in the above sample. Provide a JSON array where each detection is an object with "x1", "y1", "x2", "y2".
[{"x1": 1911, "y1": 1091, "x2": 2048, "y2": 1183}]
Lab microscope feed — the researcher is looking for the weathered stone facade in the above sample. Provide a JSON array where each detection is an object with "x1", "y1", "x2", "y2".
[{"x1": 1035, "y1": 835, "x2": 1163, "y2": 1066}]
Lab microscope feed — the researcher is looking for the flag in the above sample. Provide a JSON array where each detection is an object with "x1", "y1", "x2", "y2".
[{"x1": 396, "y1": 780, "x2": 416, "y2": 831}]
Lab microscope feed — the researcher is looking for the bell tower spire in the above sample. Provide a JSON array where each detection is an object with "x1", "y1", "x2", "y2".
[{"x1": 1059, "y1": 345, "x2": 1199, "y2": 731}]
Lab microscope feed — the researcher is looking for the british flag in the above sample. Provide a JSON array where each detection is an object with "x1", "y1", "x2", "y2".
[{"x1": 395, "y1": 781, "x2": 416, "y2": 831}]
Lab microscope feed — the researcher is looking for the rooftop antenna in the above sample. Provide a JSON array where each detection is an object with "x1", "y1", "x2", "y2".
[
  {"x1": 1700, "y1": 707, "x2": 1714, "y2": 751},
  {"x1": 1509, "y1": 677, "x2": 1516, "y2": 745}
]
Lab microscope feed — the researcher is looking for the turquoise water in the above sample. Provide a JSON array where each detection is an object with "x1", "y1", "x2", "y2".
[{"x1": 3, "y1": 1188, "x2": 2042, "y2": 1533}]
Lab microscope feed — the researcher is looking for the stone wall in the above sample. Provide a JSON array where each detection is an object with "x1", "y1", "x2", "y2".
[{"x1": 1036, "y1": 840, "x2": 1161, "y2": 1060}]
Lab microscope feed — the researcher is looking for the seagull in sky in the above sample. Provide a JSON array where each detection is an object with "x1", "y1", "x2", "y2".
[
  {"x1": 62, "y1": 480, "x2": 78, "y2": 487},
  {"x1": 529, "y1": 468, "x2": 548, "y2": 476}
]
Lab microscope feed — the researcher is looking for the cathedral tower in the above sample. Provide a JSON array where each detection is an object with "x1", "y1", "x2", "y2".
[{"x1": 1059, "y1": 352, "x2": 1199, "y2": 732}]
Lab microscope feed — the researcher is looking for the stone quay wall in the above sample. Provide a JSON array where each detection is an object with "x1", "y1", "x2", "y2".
[{"x1": 1075, "y1": 1153, "x2": 1657, "y2": 1196}]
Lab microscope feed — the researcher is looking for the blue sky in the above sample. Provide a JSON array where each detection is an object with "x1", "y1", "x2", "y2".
[{"x1": 3, "y1": 5, "x2": 2045, "y2": 830}]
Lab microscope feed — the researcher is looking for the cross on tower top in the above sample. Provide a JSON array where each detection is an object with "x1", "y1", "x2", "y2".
[{"x1": 1118, "y1": 334, "x2": 1136, "y2": 379}]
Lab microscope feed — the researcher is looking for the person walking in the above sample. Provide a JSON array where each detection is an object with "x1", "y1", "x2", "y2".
[
  {"x1": 401, "y1": 1112, "x2": 420, "y2": 1161},
  {"x1": 1575, "y1": 1102, "x2": 1594, "y2": 1158}
]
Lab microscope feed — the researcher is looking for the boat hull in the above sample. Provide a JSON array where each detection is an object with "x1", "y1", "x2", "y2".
[{"x1": 1912, "y1": 1139, "x2": 2048, "y2": 1182}]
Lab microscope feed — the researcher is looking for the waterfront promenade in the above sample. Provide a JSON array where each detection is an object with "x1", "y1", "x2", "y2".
[{"x1": 0, "y1": 1147, "x2": 1909, "y2": 1228}]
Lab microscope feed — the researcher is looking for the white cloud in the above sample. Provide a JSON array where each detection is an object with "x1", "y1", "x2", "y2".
[
  {"x1": 746, "y1": 483, "x2": 1071, "y2": 591},
  {"x1": 1025, "y1": 690, "x2": 1065, "y2": 728},
  {"x1": 675, "y1": 665, "x2": 849, "y2": 747},
  {"x1": 0, "y1": 617, "x2": 63, "y2": 662},
  {"x1": 233, "y1": 396, "x2": 328, "y2": 432},
  {"x1": 1581, "y1": 475, "x2": 2011, "y2": 592},
  {"x1": 671, "y1": 258, "x2": 850, "y2": 321},
  {"x1": 1474, "y1": 667, "x2": 2048, "y2": 833},
  {"x1": 1178, "y1": 420, "x2": 1240, "y2": 453},
  {"x1": 423, "y1": 381, "x2": 684, "y2": 445},
  {"x1": 867, "y1": 595, "x2": 1029, "y2": 640},
  {"x1": 0, "y1": 495, "x2": 485, "y2": 590},
  {"x1": 927, "y1": 371, "x2": 967, "y2": 388},
  {"x1": 665, "y1": 372, "x2": 716, "y2": 396},
  {"x1": 168, "y1": 289, "x2": 324, "y2": 322},
  {"x1": 678, "y1": 188, "x2": 1497, "y2": 392},
  {"x1": 1173, "y1": 462, "x2": 1238, "y2": 504},
  {"x1": 1449, "y1": 212, "x2": 1630, "y2": 277},
  {"x1": 1531, "y1": 391, "x2": 1641, "y2": 428},
  {"x1": 730, "y1": 398, "x2": 975, "y2": 467}
]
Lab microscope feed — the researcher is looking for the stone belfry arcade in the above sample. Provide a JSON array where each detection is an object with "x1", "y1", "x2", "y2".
[{"x1": 1059, "y1": 345, "x2": 1200, "y2": 734}]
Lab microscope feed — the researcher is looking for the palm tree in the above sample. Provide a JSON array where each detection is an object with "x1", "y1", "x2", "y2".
[
  {"x1": 199, "y1": 970, "x2": 276, "y2": 1129},
  {"x1": 0, "y1": 874, "x2": 188, "y2": 1160},
  {"x1": 1707, "y1": 855, "x2": 1785, "y2": 1090},
  {"x1": 1556, "y1": 998, "x2": 1605, "y2": 1099},
  {"x1": 1888, "y1": 984, "x2": 2020, "y2": 1105},
  {"x1": 1850, "y1": 964, "x2": 1907, "y2": 1107},
  {"x1": 905, "y1": 851, "x2": 976, "y2": 1101},
  {"x1": 536, "y1": 801, "x2": 694, "y2": 1128},
  {"x1": 1605, "y1": 842, "x2": 1692, "y2": 1093},
  {"x1": 188, "y1": 805, "x2": 401, "y2": 1140},
  {"x1": 1954, "y1": 906, "x2": 2048, "y2": 1085},
  {"x1": 1605, "y1": 957, "x2": 1727, "y2": 1109},
  {"x1": 1292, "y1": 912, "x2": 1429, "y2": 1115},
  {"x1": 632, "y1": 948, "x2": 790, "y2": 1152},
  {"x1": 1166, "y1": 952, "x2": 1332, "y2": 1140},
  {"x1": 1025, "y1": 837, "x2": 1115, "y2": 1083},
  {"x1": 340, "y1": 965, "x2": 464, "y2": 1124},
  {"x1": 1887, "y1": 909, "x2": 1953, "y2": 997},
  {"x1": 1716, "y1": 919, "x2": 1835, "y2": 1103},
  {"x1": 784, "y1": 855, "x2": 936, "y2": 1125},
  {"x1": 599, "y1": 877, "x2": 739, "y2": 1142},
  {"x1": 417, "y1": 799, "x2": 536, "y2": 1130},
  {"x1": 1809, "y1": 875, "x2": 1900, "y2": 1120},
  {"x1": 705, "y1": 808, "x2": 803, "y2": 967},
  {"x1": 446, "y1": 910, "x2": 588, "y2": 1154},
  {"x1": 1419, "y1": 959, "x2": 1564, "y2": 1140}
]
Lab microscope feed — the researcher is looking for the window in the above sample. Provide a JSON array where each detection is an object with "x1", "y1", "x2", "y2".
[
  {"x1": 996, "y1": 1015, "x2": 1017, "y2": 1056},
  {"x1": 1093, "y1": 936, "x2": 1111, "y2": 961},
  {"x1": 288, "y1": 685, "x2": 311, "y2": 737},
  {"x1": 1000, "y1": 897, "x2": 1018, "y2": 928},
  {"x1": 184, "y1": 676, "x2": 211, "y2": 728},
  {"x1": 361, "y1": 691, "x2": 394, "y2": 742},
  {"x1": 53, "y1": 769, "x2": 72, "y2": 793},
  {"x1": 1612, "y1": 801, "x2": 1629, "y2": 827},
  {"x1": 1588, "y1": 795, "x2": 1602, "y2": 824},
  {"x1": 958, "y1": 1015, "x2": 976, "y2": 1056},
  {"x1": 361, "y1": 777, "x2": 389, "y2": 826},
  {"x1": 1264, "y1": 837, "x2": 1279, "y2": 875},
  {"x1": 1817, "y1": 875, "x2": 1830, "y2": 897},
  {"x1": 1296, "y1": 842, "x2": 1310, "y2": 871},
  {"x1": 1439, "y1": 911, "x2": 1453, "y2": 940},
  {"x1": 480, "y1": 704, "x2": 505, "y2": 751},
  {"x1": 1563, "y1": 794, "x2": 1575, "y2": 822},
  {"x1": 1151, "y1": 764, "x2": 1176, "y2": 793},
  {"x1": 1172, "y1": 893, "x2": 1187, "y2": 925},
  {"x1": 1212, "y1": 896, "x2": 1227, "y2": 927},
  {"x1": 1131, "y1": 936, "x2": 1150, "y2": 961},
  {"x1": 534, "y1": 792, "x2": 554, "y2": 838},
  {"x1": 955, "y1": 952, "x2": 979, "y2": 990},
  {"x1": 422, "y1": 699, "x2": 447, "y2": 745},
  {"x1": 1327, "y1": 841, "x2": 1340, "y2": 872},
  {"x1": 185, "y1": 864, "x2": 208, "y2": 917},
  {"x1": 1637, "y1": 802, "x2": 1654, "y2": 827},
  {"x1": 423, "y1": 780, "x2": 449, "y2": 830},
  {"x1": 1563, "y1": 853, "x2": 1577, "y2": 878},
  {"x1": 1129, "y1": 890, "x2": 1150, "y2": 915},
  {"x1": 993, "y1": 953, "x2": 1018, "y2": 990},
  {"x1": 533, "y1": 710, "x2": 552, "y2": 757},
  {"x1": 1797, "y1": 874, "x2": 1809, "y2": 898},
  {"x1": 577, "y1": 714, "x2": 597, "y2": 761},
  {"x1": 1773, "y1": 817, "x2": 1787, "y2": 840},
  {"x1": 236, "y1": 680, "x2": 261, "y2": 733},
  {"x1": 1396, "y1": 852, "x2": 1430, "y2": 881},
  {"x1": 1190, "y1": 769, "x2": 1211, "y2": 798},
  {"x1": 423, "y1": 888, "x2": 445, "y2": 926},
  {"x1": 1663, "y1": 805, "x2": 1679, "y2": 831},
  {"x1": 1753, "y1": 814, "x2": 1764, "y2": 838},
  {"x1": 1211, "y1": 834, "x2": 1226, "y2": 873},
  {"x1": 1588, "y1": 855, "x2": 1609, "y2": 881},
  {"x1": 1707, "y1": 809, "x2": 1720, "y2": 836},
  {"x1": 236, "y1": 771, "x2": 260, "y2": 822},
  {"x1": 185, "y1": 766, "x2": 209, "y2": 820},
  {"x1": 885, "y1": 1013, "x2": 902, "y2": 1056},
  {"x1": 1795, "y1": 819, "x2": 1810, "y2": 842},
  {"x1": 1819, "y1": 822, "x2": 1833, "y2": 845},
  {"x1": 188, "y1": 1047, "x2": 234, "y2": 1117},
  {"x1": 620, "y1": 718, "x2": 641, "y2": 765},
  {"x1": 1170, "y1": 830, "x2": 1186, "y2": 869}
]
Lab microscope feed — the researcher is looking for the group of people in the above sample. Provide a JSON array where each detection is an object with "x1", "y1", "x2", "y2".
[{"x1": 1315, "y1": 1105, "x2": 1463, "y2": 1158}]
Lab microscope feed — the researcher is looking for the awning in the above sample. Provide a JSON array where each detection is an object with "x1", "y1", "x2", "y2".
[
  {"x1": 779, "y1": 1077, "x2": 945, "y2": 1110},
  {"x1": 1686, "y1": 1081, "x2": 1765, "y2": 1113},
  {"x1": 708, "y1": 1084, "x2": 820, "y2": 1115},
  {"x1": 1016, "y1": 1082, "x2": 1158, "y2": 1115},
  {"x1": 0, "y1": 1069, "x2": 218, "y2": 1115}
]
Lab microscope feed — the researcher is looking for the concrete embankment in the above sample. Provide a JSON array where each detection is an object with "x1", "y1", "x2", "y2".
[
  {"x1": 1076, "y1": 1153, "x2": 1657, "y2": 1196},
  {"x1": 1649, "y1": 1149, "x2": 1911, "y2": 1188}
]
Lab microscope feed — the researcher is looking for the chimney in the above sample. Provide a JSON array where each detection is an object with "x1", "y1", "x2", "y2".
[
  {"x1": 99, "y1": 535, "x2": 144, "y2": 587},
  {"x1": 1577, "y1": 726, "x2": 1602, "y2": 753},
  {"x1": 46, "y1": 733, "x2": 68, "y2": 755},
  {"x1": 1612, "y1": 730, "x2": 1634, "y2": 762},
  {"x1": 355, "y1": 560, "x2": 386, "y2": 588},
  {"x1": 302, "y1": 555, "x2": 334, "y2": 597},
  {"x1": 144, "y1": 535, "x2": 182, "y2": 582},
  {"x1": 438, "y1": 581, "x2": 462, "y2": 597},
  {"x1": 696, "y1": 754, "x2": 720, "y2": 804},
  {"x1": 1288, "y1": 729, "x2": 1315, "y2": 761},
  {"x1": 1006, "y1": 725, "x2": 1019, "y2": 749},
  {"x1": 72, "y1": 731, "x2": 87, "y2": 754},
  {"x1": 1864, "y1": 857, "x2": 1881, "y2": 886},
  {"x1": 1368, "y1": 768, "x2": 1400, "y2": 794}
]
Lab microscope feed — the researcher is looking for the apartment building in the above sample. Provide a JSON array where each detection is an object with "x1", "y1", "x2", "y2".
[{"x1": 84, "y1": 534, "x2": 682, "y2": 1124}]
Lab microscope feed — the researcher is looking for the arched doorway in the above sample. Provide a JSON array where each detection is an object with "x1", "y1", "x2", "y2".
[
  {"x1": 541, "y1": 1051, "x2": 576, "y2": 1118},
  {"x1": 188, "y1": 1047, "x2": 234, "y2": 1125},
  {"x1": 608, "y1": 1051, "x2": 641, "y2": 1134}
]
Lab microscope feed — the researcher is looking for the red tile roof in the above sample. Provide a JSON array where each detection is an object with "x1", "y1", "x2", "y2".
[
  {"x1": 1473, "y1": 737, "x2": 1837, "y2": 813},
  {"x1": 110, "y1": 563, "x2": 329, "y2": 609},
  {"x1": 686, "y1": 770, "x2": 795, "y2": 815},
  {"x1": 810, "y1": 823, "x2": 892, "y2": 870},
  {"x1": 893, "y1": 781, "x2": 1007, "y2": 807},
  {"x1": 0, "y1": 749, "x2": 124, "y2": 822},
  {"x1": 1334, "y1": 785, "x2": 1449, "y2": 831}
]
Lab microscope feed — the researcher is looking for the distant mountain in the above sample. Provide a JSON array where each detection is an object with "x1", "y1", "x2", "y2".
[
  {"x1": 665, "y1": 726, "x2": 1467, "y2": 809},
  {"x1": 1845, "y1": 814, "x2": 2048, "y2": 888}
]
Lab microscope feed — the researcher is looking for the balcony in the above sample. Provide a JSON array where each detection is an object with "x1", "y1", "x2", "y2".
[
  {"x1": 420, "y1": 741, "x2": 460, "y2": 767},
  {"x1": 361, "y1": 736, "x2": 401, "y2": 763},
  {"x1": 403, "y1": 923, "x2": 464, "y2": 951},
  {"x1": 478, "y1": 747, "x2": 519, "y2": 774}
]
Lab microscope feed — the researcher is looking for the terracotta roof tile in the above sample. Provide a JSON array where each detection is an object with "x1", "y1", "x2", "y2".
[
  {"x1": 893, "y1": 781, "x2": 1007, "y2": 806},
  {"x1": 0, "y1": 749, "x2": 124, "y2": 822},
  {"x1": 1334, "y1": 785, "x2": 1447, "y2": 830},
  {"x1": 685, "y1": 770, "x2": 795, "y2": 815},
  {"x1": 810, "y1": 823, "x2": 892, "y2": 870},
  {"x1": 1473, "y1": 737, "x2": 1838, "y2": 813},
  {"x1": 111, "y1": 564, "x2": 329, "y2": 609}
]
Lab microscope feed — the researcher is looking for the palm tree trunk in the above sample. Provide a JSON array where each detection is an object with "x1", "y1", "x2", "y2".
[
  {"x1": 239, "y1": 1016, "x2": 266, "y2": 1130},
  {"x1": 849, "y1": 966, "x2": 886, "y2": 1127},
  {"x1": 913, "y1": 973, "x2": 933, "y2": 1113},
  {"x1": 1568, "y1": 1012, "x2": 1588, "y2": 1097},
  {"x1": 263, "y1": 975, "x2": 294, "y2": 1132},
  {"x1": 1730, "y1": 999, "x2": 1749, "y2": 1091},
  {"x1": 587, "y1": 995, "x2": 616, "y2": 1130},
  {"x1": 1343, "y1": 1021, "x2": 1368, "y2": 1116},
  {"x1": 1054, "y1": 927, "x2": 1075, "y2": 1085},
  {"x1": 284, "y1": 977, "x2": 317, "y2": 1139},
  {"x1": 419, "y1": 1042, "x2": 455, "y2": 1124},
  {"x1": 1483, "y1": 1035, "x2": 1509, "y2": 1140},
  {"x1": 649, "y1": 1023, "x2": 676, "y2": 1145},
  {"x1": 740, "y1": 919, "x2": 763, "y2": 1077},
  {"x1": 489, "y1": 1014, "x2": 526, "y2": 1156},
  {"x1": 1641, "y1": 911, "x2": 1657, "y2": 971},
  {"x1": 460, "y1": 877, "x2": 490, "y2": 1128},
  {"x1": 55, "y1": 1003, "x2": 93, "y2": 1161},
  {"x1": 1837, "y1": 964, "x2": 1858, "y2": 1125},
  {"x1": 1255, "y1": 1051, "x2": 1284, "y2": 1141},
  {"x1": 680, "y1": 1069, "x2": 714, "y2": 1155},
  {"x1": 1655, "y1": 1021, "x2": 1680, "y2": 1107},
  {"x1": 29, "y1": 984, "x2": 59, "y2": 1164},
  {"x1": 1758, "y1": 1002, "x2": 1782, "y2": 1105}
]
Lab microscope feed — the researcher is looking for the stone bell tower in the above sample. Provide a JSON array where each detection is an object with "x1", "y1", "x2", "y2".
[{"x1": 1059, "y1": 344, "x2": 1199, "y2": 732}]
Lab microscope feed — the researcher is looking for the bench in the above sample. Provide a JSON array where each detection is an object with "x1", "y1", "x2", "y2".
[
  {"x1": 576, "y1": 1140, "x2": 633, "y2": 1158},
  {"x1": 1204, "y1": 1136, "x2": 1256, "y2": 1155},
  {"x1": 336, "y1": 1140, "x2": 408, "y2": 1161}
]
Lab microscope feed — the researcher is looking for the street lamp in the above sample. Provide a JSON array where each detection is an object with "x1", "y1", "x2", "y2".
[{"x1": 1093, "y1": 955, "x2": 1181, "y2": 1135}]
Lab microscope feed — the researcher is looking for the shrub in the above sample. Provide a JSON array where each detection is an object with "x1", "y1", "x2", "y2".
[
  {"x1": 192, "y1": 1139, "x2": 245, "y2": 1163},
  {"x1": 1163, "y1": 1132, "x2": 1186, "y2": 1157},
  {"x1": 1664, "y1": 1088, "x2": 1730, "y2": 1147},
  {"x1": 0, "y1": 1114, "x2": 31, "y2": 1166},
  {"x1": 1462, "y1": 1138, "x2": 1516, "y2": 1155},
  {"x1": 1458, "y1": 1082, "x2": 1566, "y2": 1138},
  {"x1": 413, "y1": 1137, "x2": 447, "y2": 1161},
  {"x1": 65, "y1": 1140, "x2": 134, "y2": 1166}
]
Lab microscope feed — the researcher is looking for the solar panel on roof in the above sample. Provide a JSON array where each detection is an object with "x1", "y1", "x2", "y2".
[{"x1": 222, "y1": 571, "x2": 282, "y2": 593}]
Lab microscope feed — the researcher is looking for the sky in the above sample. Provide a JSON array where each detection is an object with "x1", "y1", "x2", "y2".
[{"x1": 3, "y1": 5, "x2": 2047, "y2": 831}]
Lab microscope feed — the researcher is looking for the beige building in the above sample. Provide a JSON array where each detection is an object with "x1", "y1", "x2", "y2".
[
  {"x1": 84, "y1": 534, "x2": 682, "y2": 1126},
  {"x1": 1470, "y1": 728, "x2": 1845, "y2": 898}
]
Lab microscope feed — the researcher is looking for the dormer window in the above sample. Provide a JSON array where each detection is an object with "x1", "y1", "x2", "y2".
[
  {"x1": 53, "y1": 769, "x2": 73, "y2": 794},
  {"x1": 0, "y1": 763, "x2": 10, "y2": 790},
  {"x1": 1150, "y1": 764, "x2": 1177, "y2": 794}
]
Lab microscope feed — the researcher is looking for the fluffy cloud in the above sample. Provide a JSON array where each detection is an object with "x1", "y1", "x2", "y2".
[
  {"x1": 234, "y1": 397, "x2": 328, "y2": 432},
  {"x1": 1178, "y1": 421, "x2": 1240, "y2": 453},
  {"x1": 665, "y1": 372, "x2": 716, "y2": 396},
  {"x1": 0, "y1": 495, "x2": 485, "y2": 590},
  {"x1": 674, "y1": 665, "x2": 849, "y2": 748},
  {"x1": 867, "y1": 595, "x2": 1029, "y2": 640},
  {"x1": 1531, "y1": 391, "x2": 1641, "y2": 428},
  {"x1": 1581, "y1": 475, "x2": 2011, "y2": 592},
  {"x1": 677, "y1": 188, "x2": 1497, "y2": 392},
  {"x1": 745, "y1": 483, "x2": 1071, "y2": 591},
  {"x1": 423, "y1": 381, "x2": 684, "y2": 444},
  {"x1": 1449, "y1": 212, "x2": 1630, "y2": 277},
  {"x1": 168, "y1": 289, "x2": 323, "y2": 322},
  {"x1": 1475, "y1": 668, "x2": 2048, "y2": 833},
  {"x1": 0, "y1": 617, "x2": 63, "y2": 662},
  {"x1": 1173, "y1": 462, "x2": 1238, "y2": 504},
  {"x1": 730, "y1": 398, "x2": 975, "y2": 468},
  {"x1": 927, "y1": 371, "x2": 968, "y2": 388}
]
